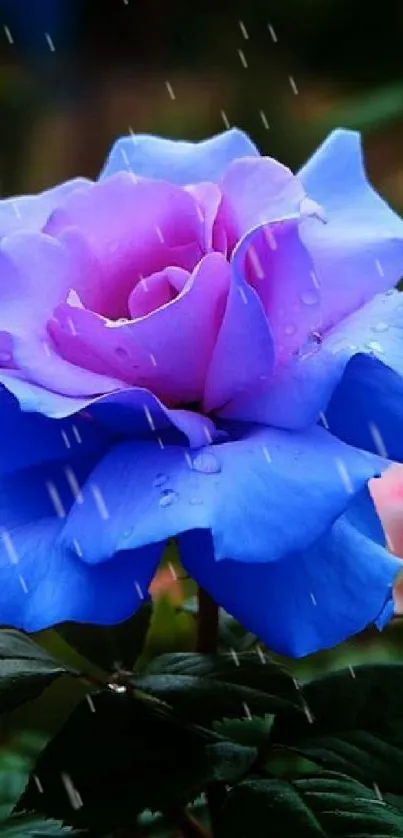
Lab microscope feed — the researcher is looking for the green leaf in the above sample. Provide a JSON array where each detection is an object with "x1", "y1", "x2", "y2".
[
  {"x1": 0, "y1": 733, "x2": 48, "y2": 821},
  {"x1": 57, "y1": 602, "x2": 153, "y2": 672},
  {"x1": 221, "y1": 772, "x2": 403, "y2": 837},
  {"x1": 272, "y1": 663, "x2": 403, "y2": 793},
  {"x1": 133, "y1": 652, "x2": 301, "y2": 725},
  {"x1": 0, "y1": 630, "x2": 76, "y2": 715},
  {"x1": 213, "y1": 716, "x2": 274, "y2": 749},
  {"x1": 0, "y1": 814, "x2": 73, "y2": 837},
  {"x1": 20, "y1": 689, "x2": 256, "y2": 830}
]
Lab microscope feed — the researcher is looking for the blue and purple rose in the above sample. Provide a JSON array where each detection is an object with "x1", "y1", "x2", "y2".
[{"x1": 1, "y1": 127, "x2": 403, "y2": 656}]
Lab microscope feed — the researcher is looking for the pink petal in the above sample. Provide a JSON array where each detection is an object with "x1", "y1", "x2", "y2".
[
  {"x1": 185, "y1": 182, "x2": 225, "y2": 252},
  {"x1": 128, "y1": 267, "x2": 188, "y2": 318},
  {"x1": 369, "y1": 465, "x2": 403, "y2": 615},
  {"x1": 45, "y1": 173, "x2": 205, "y2": 319},
  {"x1": 50, "y1": 253, "x2": 231, "y2": 405},
  {"x1": 0, "y1": 231, "x2": 123, "y2": 396}
]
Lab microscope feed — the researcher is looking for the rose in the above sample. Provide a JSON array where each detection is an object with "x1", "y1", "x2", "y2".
[{"x1": 1, "y1": 127, "x2": 403, "y2": 657}]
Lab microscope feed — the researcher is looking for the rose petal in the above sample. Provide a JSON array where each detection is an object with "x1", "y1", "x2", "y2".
[
  {"x1": 100, "y1": 128, "x2": 259, "y2": 185},
  {"x1": 369, "y1": 464, "x2": 403, "y2": 557},
  {"x1": 0, "y1": 178, "x2": 90, "y2": 238},
  {"x1": 50, "y1": 253, "x2": 230, "y2": 405},
  {"x1": 298, "y1": 129, "x2": 403, "y2": 331},
  {"x1": 218, "y1": 155, "x2": 306, "y2": 248},
  {"x1": 45, "y1": 173, "x2": 205, "y2": 319},
  {"x1": 0, "y1": 371, "x2": 218, "y2": 448}
]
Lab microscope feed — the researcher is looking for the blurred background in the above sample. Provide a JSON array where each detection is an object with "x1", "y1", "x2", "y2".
[{"x1": 0, "y1": 0, "x2": 402, "y2": 205}]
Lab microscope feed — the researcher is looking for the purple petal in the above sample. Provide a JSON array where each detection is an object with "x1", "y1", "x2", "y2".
[
  {"x1": 51, "y1": 253, "x2": 230, "y2": 405},
  {"x1": 203, "y1": 263, "x2": 275, "y2": 413},
  {"x1": 0, "y1": 178, "x2": 90, "y2": 237},
  {"x1": 218, "y1": 155, "x2": 305, "y2": 247},
  {"x1": 220, "y1": 288, "x2": 403, "y2": 432},
  {"x1": 45, "y1": 173, "x2": 204, "y2": 319}
]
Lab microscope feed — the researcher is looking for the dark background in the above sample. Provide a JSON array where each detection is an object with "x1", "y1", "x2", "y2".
[{"x1": 0, "y1": 0, "x2": 402, "y2": 205}]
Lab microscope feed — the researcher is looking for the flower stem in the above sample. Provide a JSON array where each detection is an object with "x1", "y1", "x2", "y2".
[
  {"x1": 196, "y1": 587, "x2": 225, "y2": 836},
  {"x1": 196, "y1": 586, "x2": 219, "y2": 654}
]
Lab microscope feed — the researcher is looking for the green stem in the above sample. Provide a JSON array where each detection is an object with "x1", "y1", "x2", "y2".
[{"x1": 196, "y1": 586, "x2": 219, "y2": 654}]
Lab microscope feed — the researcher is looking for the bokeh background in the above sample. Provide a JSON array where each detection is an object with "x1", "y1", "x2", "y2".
[
  {"x1": 0, "y1": 0, "x2": 403, "y2": 206},
  {"x1": 0, "y1": 0, "x2": 402, "y2": 728}
]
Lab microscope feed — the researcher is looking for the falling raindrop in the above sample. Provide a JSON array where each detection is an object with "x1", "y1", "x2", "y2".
[
  {"x1": 192, "y1": 452, "x2": 221, "y2": 474},
  {"x1": 230, "y1": 648, "x2": 240, "y2": 666},
  {"x1": 159, "y1": 489, "x2": 178, "y2": 508},
  {"x1": 238, "y1": 49, "x2": 248, "y2": 68}
]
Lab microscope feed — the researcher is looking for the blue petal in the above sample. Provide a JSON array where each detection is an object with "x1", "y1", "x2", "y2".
[
  {"x1": 0, "y1": 438, "x2": 160, "y2": 630},
  {"x1": 179, "y1": 489, "x2": 401, "y2": 657},
  {"x1": 59, "y1": 425, "x2": 380, "y2": 566},
  {"x1": 297, "y1": 129, "x2": 403, "y2": 333},
  {"x1": 99, "y1": 129, "x2": 259, "y2": 185},
  {"x1": 0, "y1": 373, "x2": 218, "y2": 448},
  {"x1": 0, "y1": 385, "x2": 110, "y2": 476},
  {"x1": 0, "y1": 518, "x2": 159, "y2": 632},
  {"x1": 221, "y1": 289, "x2": 403, "y2": 441}
]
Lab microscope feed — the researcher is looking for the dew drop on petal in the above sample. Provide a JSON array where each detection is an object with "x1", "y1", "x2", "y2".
[
  {"x1": 366, "y1": 341, "x2": 384, "y2": 354},
  {"x1": 153, "y1": 473, "x2": 168, "y2": 488},
  {"x1": 284, "y1": 323, "x2": 297, "y2": 336},
  {"x1": 191, "y1": 452, "x2": 221, "y2": 474},
  {"x1": 123, "y1": 527, "x2": 133, "y2": 539},
  {"x1": 115, "y1": 346, "x2": 129, "y2": 359},
  {"x1": 159, "y1": 489, "x2": 178, "y2": 508},
  {"x1": 300, "y1": 289, "x2": 320, "y2": 306},
  {"x1": 189, "y1": 496, "x2": 203, "y2": 505},
  {"x1": 371, "y1": 322, "x2": 389, "y2": 334}
]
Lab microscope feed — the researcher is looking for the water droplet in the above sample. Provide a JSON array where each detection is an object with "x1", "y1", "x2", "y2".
[
  {"x1": 0, "y1": 351, "x2": 11, "y2": 364},
  {"x1": 115, "y1": 346, "x2": 129, "y2": 359},
  {"x1": 191, "y1": 452, "x2": 221, "y2": 474},
  {"x1": 190, "y1": 496, "x2": 203, "y2": 505},
  {"x1": 371, "y1": 322, "x2": 389, "y2": 334},
  {"x1": 385, "y1": 289, "x2": 395, "y2": 297},
  {"x1": 366, "y1": 341, "x2": 384, "y2": 354},
  {"x1": 123, "y1": 527, "x2": 133, "y2": 539},
  {"x1": 300, "y1": 289, "x2": 319, "y2": 306},
  {"x1": 159, "y1": 489, "x2": 178, "y2": 508},
  {"x1": 284, "y1": 323, "x2": 296, "y2": 336},
  {"x1": 153, "y1": 473, "x2": 168, "y2": 488},
  {"x1": 116, "y1": 317, "x2": 129, "y2": 325}
]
